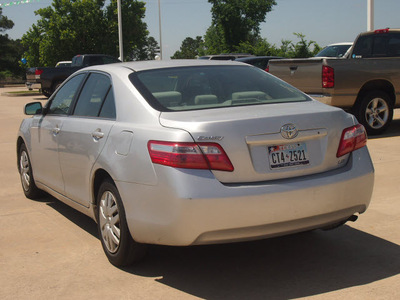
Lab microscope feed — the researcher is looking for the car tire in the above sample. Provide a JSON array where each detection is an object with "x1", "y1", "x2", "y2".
[
  {"x1": 353, "y1": 90, "x2": 393, "y2": 135},
  {"x1": 18, "y1": 143, "x2": 42, "y2": 199},
  {"x1": 97, "y1": 179, "x2": 147, "y2": 267},
  {"x1": 52, "y1": 81, "x2": 63, "y2": 94},
  {"x1": 42, "y1": 89, "x2": 52, "y2": 98}
]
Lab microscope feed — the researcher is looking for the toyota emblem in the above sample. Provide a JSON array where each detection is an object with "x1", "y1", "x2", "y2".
[{"x1": 280, "y1": 124, "x2": 298, "y2": 139}]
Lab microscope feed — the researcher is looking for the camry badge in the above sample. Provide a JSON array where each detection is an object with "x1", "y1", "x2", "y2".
[{"x1": 280, "y1": 124, "x2": 298, "y2": 139}]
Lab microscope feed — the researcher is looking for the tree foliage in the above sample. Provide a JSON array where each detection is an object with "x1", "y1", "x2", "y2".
[
  {"x1": 0, "y1": 7, "x2": 24, "y2": 80},
  {"x1": 21, "y1": 0, "x2": 154, "y2": 67},
  {"x1": 171, "y1": 36, "x2": 204, "y2": 59},
  {"x1": 208, "y1": 0, "x2": 276, "y2": 51}
]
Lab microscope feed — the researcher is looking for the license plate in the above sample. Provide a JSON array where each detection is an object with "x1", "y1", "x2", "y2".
[{"x1": 268, "y1": 142, "x2": 310, "y2": 169}]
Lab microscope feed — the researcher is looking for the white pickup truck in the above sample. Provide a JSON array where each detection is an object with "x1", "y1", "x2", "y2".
[{"x1": 268, "y1": 28, "x2": 400, "y2": 135}]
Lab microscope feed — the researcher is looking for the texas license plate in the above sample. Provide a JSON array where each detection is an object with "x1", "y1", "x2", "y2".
[{"x1": 268, "y1": 142, "x2": 310, "y2": 169}]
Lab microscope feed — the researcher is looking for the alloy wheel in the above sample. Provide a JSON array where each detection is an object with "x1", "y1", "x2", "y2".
[{"x1": 365, "y1": 97, "x2": 389, "y2": 130}]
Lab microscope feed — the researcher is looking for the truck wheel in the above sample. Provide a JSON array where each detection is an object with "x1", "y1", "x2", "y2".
[
  {"x1": 97, "y1": 179, "x2": 147, "y2": 267},
  {"x1": 353, "y1": 91, "x2": 393, "y2": 135},
  {"x1": 42, "y1": 89, "x2": 52, "y2": 98},
  {"x1": 52, "y1": 81, "x2": 63, "y2": 94}
]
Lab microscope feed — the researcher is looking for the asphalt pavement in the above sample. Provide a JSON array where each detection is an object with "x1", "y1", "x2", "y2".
[{"x1": 1, "y1": 86, "x2": 399, "y2": 300}]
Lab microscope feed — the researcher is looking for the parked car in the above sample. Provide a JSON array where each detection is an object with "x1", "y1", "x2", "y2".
[
  {"x1": 17, "y1": 60, "x2": 374, "y2": 267},
  {"x1": 268, "y1": 28, "x2": 400, "y2": 135},
  {"x1": 315, "y1": 42, "x2": 353, "y2": 58},
  {"x1": 198, "y1": 53, "x2": 253, "y2": 60},
  {"x1": 235, "y1": 56, "x2": 283, "y2": 71},
  {"x1": 55, "y1": 61, "x2": 72, "y2": 67},
  {"x1": 25, "y1": 54, "x2": 120, "y2": 97}
]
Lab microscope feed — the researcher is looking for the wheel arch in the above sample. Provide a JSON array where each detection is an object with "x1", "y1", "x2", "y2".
[
  {"x1": 16, "y1": 136, "x2": 26, "y2": 171},
  {"x1": 354, "y1": 79, "x2": 396, "y2": 108},
  {"x1": 92, "y1": 168, "x2": 115, "y2": 220}
]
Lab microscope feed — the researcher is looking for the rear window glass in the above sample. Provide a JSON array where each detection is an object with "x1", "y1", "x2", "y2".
[
  {"x1": 129, "y1": 65, "x2": 309, "y2": 111},
  {"x1": 352, "y1": 32, "x2": 400, "y2": 58}
]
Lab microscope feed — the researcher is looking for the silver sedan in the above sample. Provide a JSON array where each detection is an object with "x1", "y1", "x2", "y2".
[{"x1": 17, "y1": 60, "x2": 374, "y2": 266}]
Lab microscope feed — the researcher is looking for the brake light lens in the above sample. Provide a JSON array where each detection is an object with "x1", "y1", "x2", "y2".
[
  {"x1": 336, "y1": 124, "x2": 367, "y2": 157},
  {"x1": 322, "y1": 65, "x2": 334, "y2": 88},
  {"x1": 265, "y1": 65, "x2": 270, "y2": 72},
  {"x1": 35, "y1": 69, "x2": 43, "y2": 76},
  {"x1": 148, "y1": 141, "x2": 234, "y2": 172},
  {"x1": 374, "y1": 28, "x2": 389, "y2": 34}
]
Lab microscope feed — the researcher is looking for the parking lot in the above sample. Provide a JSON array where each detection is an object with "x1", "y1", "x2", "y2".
[{"x1": 1, "y1": 85, "x2": 399, "y2": 300}]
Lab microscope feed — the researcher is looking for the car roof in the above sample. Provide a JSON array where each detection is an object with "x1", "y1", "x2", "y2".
[
  {"x1": 325, "y1": 42, "x2": 353, "y2": 46},
  {"x1": 235, "y1": 56, "x2": 282, "y2": 62},
  {"x1": 81, "y1": 59, "x2": 247, "y2": 73}
]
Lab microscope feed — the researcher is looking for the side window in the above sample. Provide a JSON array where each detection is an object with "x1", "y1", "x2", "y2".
[
  {"x1": 99, "y1": 89, "x2": 116, "y2": 119},
  {"x1": 48, "y1": 73, "x2": 85, "y2": 115},
  {"x1": 73, "y1": 73, "x2": 111, "y2": 117}
]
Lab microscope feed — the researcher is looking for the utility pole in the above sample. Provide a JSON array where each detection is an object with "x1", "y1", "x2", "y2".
[
  {"x1": 158, "y1": 0, "x2": 163, "y2": 60},
  {"x1": 117, "y1": 0, "x2": 124, "y2": 61},
  {"x1": 367, "y1": 0, "x2": 374, "y2": 31}
]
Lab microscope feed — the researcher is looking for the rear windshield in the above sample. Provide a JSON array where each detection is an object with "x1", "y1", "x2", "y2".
[{"x1": 129, "y1": 65, "x2": 309, "y2": 111}]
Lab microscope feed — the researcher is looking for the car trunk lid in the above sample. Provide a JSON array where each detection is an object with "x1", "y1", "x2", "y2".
[{"x1": 159, "y1": 100, "x2": 355, "y2": 183}]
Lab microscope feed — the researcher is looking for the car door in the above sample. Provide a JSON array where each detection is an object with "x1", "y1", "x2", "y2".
[
  {"x1": 57, "y1": 72, "x2": 116, "y2": 207},
  {"x1": 30, "y1": 73, "x2": 86, "y2": 192}
]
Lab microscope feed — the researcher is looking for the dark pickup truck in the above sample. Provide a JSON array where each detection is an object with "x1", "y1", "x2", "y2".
[{"x1": 26, "y1": 54, "x2": 120, "y2": 97}]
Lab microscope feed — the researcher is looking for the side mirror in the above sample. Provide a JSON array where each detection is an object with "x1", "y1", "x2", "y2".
[{"x1": 24, "y1": 102, "x2": 43, "y2": 115}]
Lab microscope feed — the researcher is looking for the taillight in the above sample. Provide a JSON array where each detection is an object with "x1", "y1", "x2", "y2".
[
  {"x1": 35, "y1": 69, "x2": 43, "y2": 76},
  {"x1": 374, "y1": 28, "x2": 389, "y2": 34},
  {"x1": 265, "y1": 65, "x2": 270, "y2": 72},
  {"x1": 336, "y1": 124, "x2": 367, "y2": 157},
  {"x1": 322, "y1": 65, "x2": 334, "y2": 88},
  {"x1": 148, "y1": 141, "x2": 234, "y2": 172}
]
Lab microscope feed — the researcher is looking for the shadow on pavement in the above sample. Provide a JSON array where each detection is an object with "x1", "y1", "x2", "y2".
[
  {"x1": 45, "y1": 197, "x2": 98, "y2": 238},
  {"x1": 129, "y1": 227, "x2": 400, "y2": 299},
  {"x1": 44, "y1": 197, "x2": 400, "y2": 299},
  {"x1": 369, "y1": 117, "x2": 400, "y2": 139}
]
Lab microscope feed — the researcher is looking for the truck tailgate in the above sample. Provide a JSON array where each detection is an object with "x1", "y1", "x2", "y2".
[{"x1": 268, "y1": 58, "x2": 325, "y2": 94}]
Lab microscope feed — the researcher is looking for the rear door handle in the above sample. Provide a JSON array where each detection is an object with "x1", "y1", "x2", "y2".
[{"x1": 92, "y1": 129, "x2": 104, "y2": 141}]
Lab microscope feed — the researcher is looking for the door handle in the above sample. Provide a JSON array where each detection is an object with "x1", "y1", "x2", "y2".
[
  {"x1": 92, "y1": 129, "x2": 104, "y2": 141},
  {"x1": 52, "y1": 126, "x2": 60, "y2": 136}
]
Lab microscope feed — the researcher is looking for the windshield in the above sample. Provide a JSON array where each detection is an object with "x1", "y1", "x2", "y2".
[
  {"x1": 130, "y1": 65, "x2": 309, "y2": 111},
  {"x1": 315, "y1": 44, "x2": 352, "y2": 57}
]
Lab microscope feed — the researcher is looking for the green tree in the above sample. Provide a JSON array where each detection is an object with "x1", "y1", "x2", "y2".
[
  {"x1": 0, "y1": 7, "x2": 24, "y2": 80},
  {"x1": 208, "y1": 0, "x2": 276, "y2": 51},
  {"x1": 131, "y1": 36, "x2": 159, "y2": 60},
  {"x1": 21, "y1": 0, "x2": 149, "y2": 67},
  {"x1": 105, "y1": 0, "x2": 148, "y2": 60},
  {"x1": 171, "y1": 36, "x2": 204, "y2": 59},
  {"x1": 289, "y1": 33, "x2": 321, "y2": 58}
]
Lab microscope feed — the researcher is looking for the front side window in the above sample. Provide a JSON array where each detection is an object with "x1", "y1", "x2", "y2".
[
  {"x1": 130, "y1": 65, "x2": 309, "y2": 112},
  {"x1": 73, "y1": 73, "x2": 112, "y2": 117},
  {"x1": 47, "y1": 73, "x2": 86, "y2": 115}
]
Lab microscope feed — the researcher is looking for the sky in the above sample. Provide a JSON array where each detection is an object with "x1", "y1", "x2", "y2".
[{"x1": 2, "y1": 0, "x2": 400, "y2": 59}]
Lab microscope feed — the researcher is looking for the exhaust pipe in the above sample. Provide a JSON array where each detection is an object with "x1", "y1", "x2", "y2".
[{"x1": 347, "y1": 215, "x2": 358, "y2": 222}]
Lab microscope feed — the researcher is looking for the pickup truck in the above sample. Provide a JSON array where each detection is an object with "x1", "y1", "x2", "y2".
[
  {"x1": 26, "y1": 54, "x2": 120, "y2": 97},
  {"x1": 268, "y1": 28, "x2": 400, "y2": 135}
]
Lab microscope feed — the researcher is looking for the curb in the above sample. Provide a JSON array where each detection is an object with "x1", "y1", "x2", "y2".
[{"x1": 1, "y1": 92, "x2": 43, "y2": 97}]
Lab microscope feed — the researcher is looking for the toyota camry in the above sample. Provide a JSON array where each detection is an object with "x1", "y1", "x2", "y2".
[{"x1": 17, "y1": 60, "x2": 374, "y2": 266}]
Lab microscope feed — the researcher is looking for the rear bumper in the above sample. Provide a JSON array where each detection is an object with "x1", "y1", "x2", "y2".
[
  {"x1": 25, "y1": 82, "x2": 41, "y2": 90},
  {"x1": 309, "y1": 94, "x2": 356, "y2": 109},
  {"x1": 118, "y1": 146, "x2": 374, "y2": 246}
]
